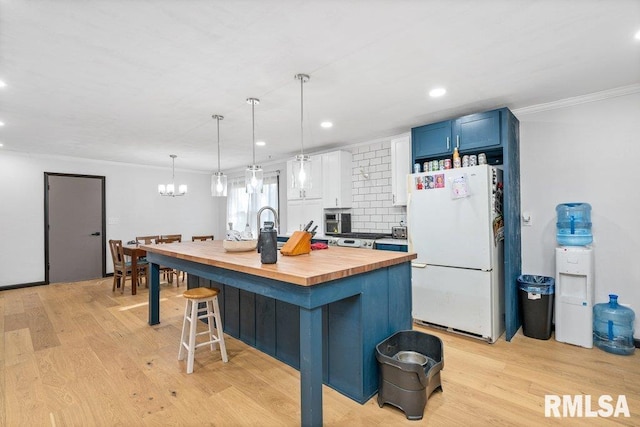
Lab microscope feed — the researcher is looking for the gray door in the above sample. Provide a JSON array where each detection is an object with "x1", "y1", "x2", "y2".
[{"x1": 46, "y1": 174, "x2": 105, "y2": 283}]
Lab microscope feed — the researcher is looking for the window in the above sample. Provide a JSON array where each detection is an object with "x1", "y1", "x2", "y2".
[{"x1": 226, "y1": 172, "x2": 279, "y2": 238}]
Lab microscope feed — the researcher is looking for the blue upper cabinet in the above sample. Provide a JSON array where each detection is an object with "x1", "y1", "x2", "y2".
[
  {"x1": 412, "y1": 108, "x2": 504, "y2": 164},
  {"x1": 453, "y1": 110, "x2": 501, "y2": 151},
  {"x1": 411, "y1": 120, "x2": 452, "y2": 158}
]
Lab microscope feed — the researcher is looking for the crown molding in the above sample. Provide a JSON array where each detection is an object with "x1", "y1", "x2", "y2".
[{"x1": 513, "y1": 83, "x2": 640, "y2": 116}]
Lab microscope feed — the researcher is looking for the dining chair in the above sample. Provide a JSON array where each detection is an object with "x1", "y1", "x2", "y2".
[
  {"x1": 133, "y1": 235, "x2": 158, "y2": 264},
  {"x1": 192, "y1": 235, "x2": 214, "y2": 241},
  {"x1": 109, "y1": 239, "x2": 149, "y2": 294},
  {"x1": 136, "y1": 235, "x2": 159, "y2": 245},
  {"x1": 156, "y1": 235, "x2": 185, "y2": 284}
]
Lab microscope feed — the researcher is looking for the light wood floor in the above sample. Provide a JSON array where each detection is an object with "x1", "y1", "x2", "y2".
[{"x1": 1, "y1": 277, "x2": 638, "y2": 426}]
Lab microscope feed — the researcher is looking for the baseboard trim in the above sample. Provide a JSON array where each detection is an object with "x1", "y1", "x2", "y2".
[{"x1": 0, "y1": 281, "x2": 47, "y2": 291}]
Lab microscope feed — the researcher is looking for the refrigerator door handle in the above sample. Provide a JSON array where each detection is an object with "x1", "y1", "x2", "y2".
[{"x1": 411, "y1": 262, "x2": 427, "y2": 268}]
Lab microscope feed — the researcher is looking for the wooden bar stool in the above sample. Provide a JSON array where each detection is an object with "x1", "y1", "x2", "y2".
[{"x1": 178, "y1": 287, "x2": 228, "y2": 374}]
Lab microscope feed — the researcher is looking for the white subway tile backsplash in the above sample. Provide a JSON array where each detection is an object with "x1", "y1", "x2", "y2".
[
  {"x1": 369, "y1": 142, "x2": 382, "y2": 151},
  {"x1": 376, "y1": 149, "x2": 390, "y2": 158},
  {"x1": 347, "y1": 138, "x2": 407, "y2": 234}
]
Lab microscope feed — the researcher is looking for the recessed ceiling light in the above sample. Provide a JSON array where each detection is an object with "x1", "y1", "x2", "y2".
[
  {"x1": 0, "y1": 80, "x2": 6, "y2": 88},
  {"x1": 320, "y1": 122, "x2": 333, "y2": 128},
  {"x1": 0, "y1": 121, "x2": 5, "y2": 126},
  {"x1": 0, "y1": 143, "x2": 3, "y2": 147},
  {"x1": 635, "y1": 29, "x2": 640, "y2": 40},
  {"x1": 429, "y1": 87, "x2": 447, "y2": 98},
  {"x1": 256, "y1": 140, "x2": 266, "y2": 146}
]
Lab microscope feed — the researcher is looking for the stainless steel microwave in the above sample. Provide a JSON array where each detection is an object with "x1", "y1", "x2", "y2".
[{"x1": 325, "y1": 213, "x2": 351, "y2": 235}]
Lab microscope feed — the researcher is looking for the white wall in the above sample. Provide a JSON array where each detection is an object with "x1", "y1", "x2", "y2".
[
  {"x1": 518, "y1": 91, "x2": 640, "y2": 336},
  {"x1": 0, "y1": 152, "x2": 222, "y2": 287}
]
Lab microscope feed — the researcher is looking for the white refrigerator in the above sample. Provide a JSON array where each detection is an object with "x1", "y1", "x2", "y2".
[{"x1": 407, "y1": 164, "x2": 505, "y2": 343}]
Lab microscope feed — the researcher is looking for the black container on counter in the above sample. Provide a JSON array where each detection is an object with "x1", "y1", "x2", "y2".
[{"x1": 258, "y1": 221, "x2": 278, "y2": 264}]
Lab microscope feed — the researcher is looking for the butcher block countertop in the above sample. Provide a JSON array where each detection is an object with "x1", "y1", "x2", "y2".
[{"x1": 142, "y1": 240, "x2": 416, "y2": 287}]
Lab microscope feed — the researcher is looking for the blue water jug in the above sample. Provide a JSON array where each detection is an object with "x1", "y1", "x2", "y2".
[
  {"x1": 593, "y1": 294, "x2": 635, "y2": 355},
  {"x1": 556, "y1": 202, "x2": 592, "y2": 246}
]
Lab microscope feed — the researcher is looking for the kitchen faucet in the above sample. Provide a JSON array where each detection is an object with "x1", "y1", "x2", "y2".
[{"x1": 257, "y1": 206, "x2": 280, "y2": 234}]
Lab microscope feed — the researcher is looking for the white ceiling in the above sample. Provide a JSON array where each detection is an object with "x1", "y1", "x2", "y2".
[{"x1": 1, "y1": 1, "x2": 639, "y2": 173}]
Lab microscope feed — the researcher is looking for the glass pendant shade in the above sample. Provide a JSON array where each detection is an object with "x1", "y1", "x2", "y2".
[
  {"x1": 211, "y1": 171, "x2": 227, "y2": 197},
  {"x1": 293, "y1": 73, "x2": 311, "y2": 191},
  {"x1": 292, "y1": 154, "x2": 312, "y2": 190},
  {"x1": 211, "y1": 114, "x2": 227, "y2": 197},
  {"x1": 159, "y1": 155, "x2": 187, "y2": 197},
  {"x1": 245, "y1": 164, "x2": 263, "y2": 194},
  {"x1": 245, "y1": 98, "x2": 263, "y2": 193}
]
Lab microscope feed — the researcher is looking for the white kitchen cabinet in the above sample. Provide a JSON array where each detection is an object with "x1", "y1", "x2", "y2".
[
  {"x1": 391, "y1": 134, "x2": 411, "y2": 206},
  {"x1": 286, "y1": 198, "x2": 324, "y2": 235},
  {"x1": 286, "y1": 154, "x2": 323, "y2": 200},
  {"x1": 322, "y1": 150, "x2": 352, "y2": 209}
]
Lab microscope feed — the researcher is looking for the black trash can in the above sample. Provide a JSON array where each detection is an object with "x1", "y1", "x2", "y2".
[{"x1": 518, "y1": 275, "x2": 555, "y2": 340}]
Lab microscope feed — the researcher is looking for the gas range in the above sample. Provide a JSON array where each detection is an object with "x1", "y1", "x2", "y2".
[{"x1": 327, "y1": 232, "x2": 391, "y2": 249}]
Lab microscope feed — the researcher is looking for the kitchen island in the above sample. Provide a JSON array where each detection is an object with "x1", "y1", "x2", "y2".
[{"x1": 143, "y1": 240, "x2": 416, "y2": 427}]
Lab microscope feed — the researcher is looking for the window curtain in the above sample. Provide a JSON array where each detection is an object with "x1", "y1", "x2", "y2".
[{"x1": 226, "y1": 172, "x2": 279, "y2": 238}]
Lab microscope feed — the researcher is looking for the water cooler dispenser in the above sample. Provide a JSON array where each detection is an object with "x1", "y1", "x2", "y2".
[{"x1": 555, "y1": 247, "x2": 595, "y2": 348}]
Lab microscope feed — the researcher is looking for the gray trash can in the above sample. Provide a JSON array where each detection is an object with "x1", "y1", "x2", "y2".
[
  {"x1": 375, "y1": 330, "x2": 444, "y2": 420},
  {"x1": 518, "y1": 275, "x2": 555, "y2": 340}
]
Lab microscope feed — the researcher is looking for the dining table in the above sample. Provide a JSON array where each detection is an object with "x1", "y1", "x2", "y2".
[{"x1": 123, "y1": 244, "x2": 147, "y2": 295}]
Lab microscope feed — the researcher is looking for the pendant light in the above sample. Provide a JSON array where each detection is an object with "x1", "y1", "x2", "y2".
[
  {"x1": 292, "y1": 73, "x2": 311, "y2": 192},
  {"x1": 158, "y1": 154, "x2": 187, "y2": 197},
  {"x1": 211, "y1": 114, "x2": 227, "y2": 197},
  {"x1": 245, "y1": 97, "x2": 263, "y2": 193}
]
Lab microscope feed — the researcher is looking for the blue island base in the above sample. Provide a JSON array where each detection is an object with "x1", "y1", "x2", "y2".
[{"x1": 187, "y1": 262, "x2": 412, "y2": 404}]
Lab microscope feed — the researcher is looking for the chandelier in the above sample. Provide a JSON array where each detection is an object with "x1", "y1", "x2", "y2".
[{"x1": 158, "y1": 154, "x2": 187, "y2": 197}]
